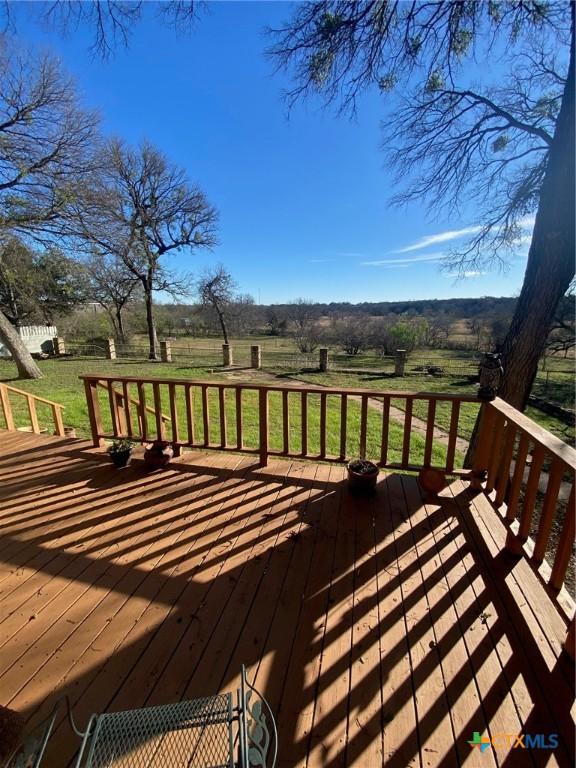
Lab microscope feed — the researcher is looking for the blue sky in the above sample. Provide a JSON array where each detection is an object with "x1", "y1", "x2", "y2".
[{"x1": 12, "y1": 1, "x2": 532, "y2": 304}]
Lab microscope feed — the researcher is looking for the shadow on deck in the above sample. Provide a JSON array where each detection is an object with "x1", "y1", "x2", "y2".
[{"x1": 0, "y1": 431, "x2": 573, "y2": 767}]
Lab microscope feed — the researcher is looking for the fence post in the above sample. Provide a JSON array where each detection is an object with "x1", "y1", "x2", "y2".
[
  {"x1": 53, "y1": 336, "x2": 65, "y2": 356},
  {"x1": 319, "y1": 348, "x2": 329, "y2": 372},
  {"x1": 251, "y1": 345, "x2": 261, "y2": 369},
  {"x1": 160, "y1": 340, "x2": 172, "y2": 363},
  {"x1": 105, "y1": 338, "x2": 116, "y2": 360},
  {"x1": 222, "y1": 343, "x2": 233, "y2": 367},
  {"x1": 394, "y1": 349, "x2": 407, "y2": 376}
]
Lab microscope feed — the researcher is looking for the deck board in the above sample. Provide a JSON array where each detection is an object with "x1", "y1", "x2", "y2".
[{"x1": 0, "y1": 431, "x2": 573, "y2": 767}]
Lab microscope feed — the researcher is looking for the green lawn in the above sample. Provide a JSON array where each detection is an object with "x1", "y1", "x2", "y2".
[{"x1": 0, "y1": 357, "x2": 459, "y2": 467}]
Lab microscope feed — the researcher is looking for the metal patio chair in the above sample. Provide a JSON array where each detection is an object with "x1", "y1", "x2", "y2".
[{"x1": 71, "y1": 666, "x2": 277, "y2": 768}]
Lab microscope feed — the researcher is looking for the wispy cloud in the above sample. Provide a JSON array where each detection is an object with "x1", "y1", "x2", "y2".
[
  {"x1": 518, "y1": 215, "x2": 536, "y2": 229},
  {"x1": 309, "y1": 258, "x2": 332, "y2": 263},
  {"x1": 393, "y1": 226, "x2": 482, "y2": 254},
  {"x1": 447, "y1": 270, "x2": 484, "y2": 278},
  {"x1": 361, "y1": 252, "x2": 445, "y2": 267}
]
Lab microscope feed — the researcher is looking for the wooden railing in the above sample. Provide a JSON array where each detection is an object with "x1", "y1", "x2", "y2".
[
  {"x1": 473, "y1": 397, "x2": 576, "y2": 597},
  {"x1": 0, "y1": 383, "x2": 65, "y2": 436},
  {"x1": 80, "y1": 374, "x2": 478, "y2": 474}
]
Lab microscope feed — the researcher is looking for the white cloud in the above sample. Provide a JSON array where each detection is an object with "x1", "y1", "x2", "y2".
[
  {"x1": 393, "y1": 226, "x2": 482, "y2": 253},
  {"x1": 517, "y1": 215, "x2": 536, "y2": 229},
  {"x1": 309, "y1": 258, "x2": 332, "y2": 263},
  {"x1": 361, "y1": 252, "x2": 445, "y2": 267},
  {"x1": 447, "y1": 270, "x2": 485, "y2": 278}
]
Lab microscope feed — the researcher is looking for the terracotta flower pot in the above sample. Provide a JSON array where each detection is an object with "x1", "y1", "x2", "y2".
[
  {"x1": 144, "y1": 441, "x2": 174, "y2": 471},
  {"x1": 347, "y1": 459, "x2": 379, "y2": 495}
]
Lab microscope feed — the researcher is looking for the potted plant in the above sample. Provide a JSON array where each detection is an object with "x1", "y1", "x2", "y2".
[
  {"x1": 107, "y1": 439, "x2": 134, "y2": 469},
  {"x1": 347, "y1": 459, "x2": 379, "y2": 494},
  {"x1": 143, "y1": 440, "x2": 174, "y2": 471}
]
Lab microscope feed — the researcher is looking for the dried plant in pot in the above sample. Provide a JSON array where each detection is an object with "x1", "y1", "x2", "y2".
[
  {"x1": 347, "y1": 459, "x2": 379, "y2": 495},
  {"x1": 107, "y1": 439, "x2": 134, "y2": 469},
  {"x1": 143, "y1": 440, "x2": 174, "y2": 471}
]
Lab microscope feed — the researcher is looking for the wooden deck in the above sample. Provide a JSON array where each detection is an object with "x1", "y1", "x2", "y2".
[{"x1": 0, "y1": 430, "x2": 573, "y2": 767}]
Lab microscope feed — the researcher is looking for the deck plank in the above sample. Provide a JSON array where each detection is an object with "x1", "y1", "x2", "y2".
[{"x1": 0, "y1": 431, "x2": 573, "y2": 768}]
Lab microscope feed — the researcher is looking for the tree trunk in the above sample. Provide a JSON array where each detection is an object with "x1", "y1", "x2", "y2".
[
  {"x1": 116, "y1": 307, "x2": 127, "y2": 345},
  {"x1": 144, "y1": 282, "x2": 159, "y2": 359},
  {"x1": 465, "y1": 14, "x2": 574, "y2": 466},
  {"x1": 0, "y1": 309, "x2": 43, "y2": 379},
  {"x1": 498, "y1": 14, "x2": 575, "y2": 410},
  {"x1": 216, "y1": 307, "x2": 229, "y2": 345}
]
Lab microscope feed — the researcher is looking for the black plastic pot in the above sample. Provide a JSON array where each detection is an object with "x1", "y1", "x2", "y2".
[
  {"x1": 347, "y1": 459, "x2": 379, "y2": 495},
  {"x1": 110, "y1": 449, "x2": 132, "y2": 468}
]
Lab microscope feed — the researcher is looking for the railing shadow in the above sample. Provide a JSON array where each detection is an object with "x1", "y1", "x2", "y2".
[{"x1": 0, "y1": 437, "x2": 573, "y2": 767}]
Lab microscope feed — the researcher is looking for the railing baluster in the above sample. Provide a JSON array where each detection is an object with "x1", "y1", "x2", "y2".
[
  {"x1": 402, "y1": 399, "x2": 413, "y2": 467},
  {"x1": 169, "y1": 383, "x2": 179, "y2": 445},
  {"x1": 301, "y1": 391, "x2": 308, "y2": 456},
  {"x1": 259, "y1": 388, "x2": 268, "y2": 466},
  {"x1": 52, "y1": 405, "x2": 65, "y2": 437},
  {"x1": 533, "y1": 458, "x2": 564, "y2": 564},
  {"x1": 339, "y1": 394, "x2": 348, "y2": 461},
  {"x1": 380, "y1": 396, "x2": 389, "y2": 466},
  {"x1": 108, "y1": 382, "x2": 120, "y2": 437},
  {"x1": 494, "y1": 422, "x2": 517, "y2": 507},
  {"x1": 359, "y1": 395, "x2": 368, "y2": 460},
  {"x1": 152, "y1": 382, "x2": 164, "y2": 440},
  {"x1": 185, "y1": 384, "x2": 195, "y2": 445},
  {"x1": 202, "y1": 385, "x2": 210, "y2": 446},
  {"x1": 282, "y1": 390, "x2": 289, "y2": 455},
  {"x1": 516, "y1": 444, "x2": 545, "y2": 545},
  {"x1": 423, "y1": 399, "x2": 436, "y2": 468},
  {"x1": 0, "y1": 383, "x2": 14, "y2": 431},
  {"x1": 445, "y1": 399, "x2": 460, "y2": 473},
  {"x1": 505, "y1": 433, "x2": 530, "y2": 522},
  {"x1": 235, "y1": 387, "x2": 242, "y2": 450},
  {"x1": 486, "y1": 412, "x2": 506, "y2": 493},
  {"x1": 319, "y1": 392, "x2": 327, "y2": 459},
  {"x1": 137, "y1": 382, "x2": 148, "y2": 441},
  {"x1": 122, "y1": 382, "x2": 133, "y2": 437},
  {"x1": 550, "y1": 484, "x2": 575, "y2": 591},
  {"x1": 219, "y1": 386, "x2": 227, "y2": 448},
  {"x1": 26, "y1": 395, "x2": 40, "y2": 434}
]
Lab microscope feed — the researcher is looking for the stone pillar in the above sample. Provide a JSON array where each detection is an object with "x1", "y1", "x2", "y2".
[
  {"x1": 394, "y1": 349, "x2": 407, "y2": 377},
  {"x1": 105, "y1": 338, "x2": 116, "y2": 360},
  {"x1": 319, "y1": 348, "x2": 329, "y2": 372},
  {"x1": 160, "y1": 340, "x2": 172, "y2": 363},
  {"x1": 251, "y1": 345, "x2": 262, "y2": 369},
  {"x1": 222, "y1": 343, "x2": 233, "y2": 367},
  {"x1": 52, "y1": 336, "x2": 65, "y2": 356}
]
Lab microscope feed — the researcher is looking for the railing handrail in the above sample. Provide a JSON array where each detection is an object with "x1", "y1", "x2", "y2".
[
  {"x1": 0, "y1": 382, "x2": 65, "y2": 436},
  {"x1": 489, "y1": 397, "x2": 576, "y2": 471},
  {"x1": 79, "y1": 374, "x2": 478, "y2": 403},
  {"x1": 1, "y1": 382, "x2": 65, "y2": 410}
]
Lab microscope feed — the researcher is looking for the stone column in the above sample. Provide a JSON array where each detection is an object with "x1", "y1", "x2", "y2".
[
  {"x1": 222, "y1": 343, "x2": 233, "y2": 367},
  {"x1": 319, "y1": 348, "x2": 329, "y2": 372},
  {"x1": 394, "y1": 349, "x2": 407, "y2": 376},
  {"x1": 250, "y1": 345, "x2": 262, "y2": 369},
  {"x1": 105, "y1": 338, "x2": 116, "y2": 360},
  {"x1": 160, "y1": 340, "x2": 172, "y2": 363},
  {"x1": 52, "y1": 337, "x2": 65, "y2": 356}
]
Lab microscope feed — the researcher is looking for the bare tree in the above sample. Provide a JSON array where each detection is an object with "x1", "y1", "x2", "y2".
[
  {"x1": 288, "y1": 298, "x2": 322, "y2": 353},
  {"x1": 268, "y1": 2, "x2": 574, "y2": 412},
  {"x1": 197, "y1": 266, "x2": 237, "y2": 345},
  {"x1": 0, "y1": 41, "x2": 99, "y2": 378},
  {"x1": 77, "y1": 140, "x2": 218, "y2": 359},
  {"x1": 2, "y1": 2, "x2": 204, "y2": 59},
  {"x1": 85, "y1": 251, "x2": 140, "y2": 343}
]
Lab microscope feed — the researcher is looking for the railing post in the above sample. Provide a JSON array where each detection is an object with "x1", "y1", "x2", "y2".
[
  {"x1": 222, "y1": 343, "x2": 233, "y2": 367},
  {"x1": 83, "y1": 378, "x2": 104, "y2": 447},
  {"x1": 250, "y1": 345, "x2": 261, "y2": 369},
  {"x1": 259, "y1": 388, "x2": 268, "y2": 467},
  {"x1": 394, "y1": 349, "x2": 407, "y2": 376},
  {"x1": 319, "y1": 348, "x2": 329, "y2": 372},
  {"x1": 105, "y1": 338, "x2": 116, "y2": 360},
  {"x1": 563, "y1": 617, "x2": 575, "y2": 661},
  {"x1": 160, "y1": 340, "x2": 172, "y2": 363},
  {"x1": 470, "y1": 403, "x2": 497, "y2": 490},
  {"x1": 52, "y1": 336, "x2": 65, "y2": 356},
  {"x1": 0, "y1": 383, "x2": 14, "y2": 431}
]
